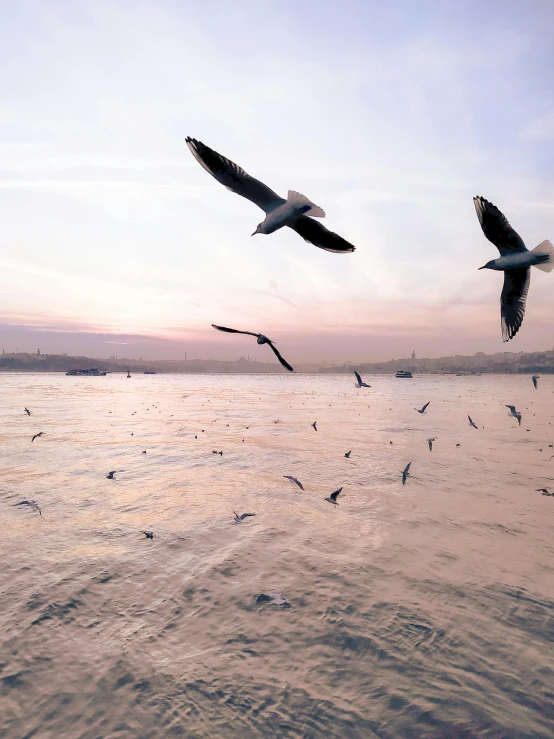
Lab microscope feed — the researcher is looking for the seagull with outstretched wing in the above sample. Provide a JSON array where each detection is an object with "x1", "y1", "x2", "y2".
[
  {"x1": 324, "y1": 487, "x2": 343, "y2": 505},
  {"x1": 233, "y1": 511, "x2": 256, "y2": 523},
  {"x1": 468, "y1": 415, "x2": 479, "y2": 429},
  {"x1": 474, "y1": 196, "x2": 554, "y2": 342},
  {"x1": 402, "y1": 462, "x2": 412, "y2": 485},
  {"x1": 354, "y1": 370, "x2": 370, "y2": 388},
  {"x1": 283, "y1": 475, "x2": 304, "y2": 491},
  {"x1": 186, "y1": 137, "x2": 356, "y2": 254},
  {"x1": 415, "y1": 402, "x2": 430, "y2": 414},
  {"x1": 211, "y1": 324, "x2": 293, "y2": 371}
]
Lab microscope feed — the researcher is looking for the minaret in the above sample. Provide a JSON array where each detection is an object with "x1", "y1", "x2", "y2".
[{"x1": 411, "y1": 350, "x2": 416, "y2": 360}]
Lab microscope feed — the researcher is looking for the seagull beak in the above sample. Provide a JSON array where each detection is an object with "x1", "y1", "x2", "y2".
[
  {"x1": 478, "y1": 265, "x2": 486, "y2": 270},
  {"x1": 251, "y1": 231, "x2": 258, "y2": 236}
]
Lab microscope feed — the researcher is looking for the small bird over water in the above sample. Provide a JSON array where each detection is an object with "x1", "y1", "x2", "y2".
[
  {"x1": 536, "y1": 488, "x2": 553, "y2": 496},
  {"x1": 141, "y1": 531, "x2": 154, "y2": 539},
  {"x1": 344, "y1": 451, "x2": 351, "y2": 458},
  {"x1": 31, "y1": 432, "x2": 45, "y2": 442},
  {"x1": 506, "y1": 405, "x2": 522, "y2": 426},
  {"x1": 325, "y1": 487, "x2": 343, "y2": 505},
  {"x1": 186, "y1": 137, "x2": 356, "y2": 254},
  {"x1": 24, "y1": 407, "x2": 31, "y2": 416},
  {"x1": 427, "y1": 437, "x2": 437, "y2": 452},
  {"x1": 233, "y1": 511, "x2": 256, "y2": 523},
  {"x1": 474, "y1": 196, "x2": 554, "y2": 341},
  {"x1": 402, "y1": 462, "x2": 412, "y2": 485},
  {"x1": 532, "y1": 375, "x2": 539, "y2": 389},
  {"x1": 311, "y1": 421, "x2": 317, "y2": 431},
  {"x1": 106, "y1": 470, "x2": 121, "y2": 480},
  {"x1": 468, "y1": 415, "x2": 479, "y2": 429},
  {"x1": 211, "y1": 324, "x2": 293, "y2": 372},
  {"x1": 283, "y1": 475, "x2": 304, "y2": 491},
  {"x1": 354, "y1": 370, "x2": 370, "y2": 388},
  {"x1": 415, "y1": 402, "x2": 430, "y2": 415},
  {"x1": 13, "y1": 500, "x2": 42, "y2": 515}
]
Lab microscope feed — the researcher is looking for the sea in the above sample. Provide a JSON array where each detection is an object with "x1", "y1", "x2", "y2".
[{"x1": 1, "y1": 372, "x2": 553, "y2": 738}]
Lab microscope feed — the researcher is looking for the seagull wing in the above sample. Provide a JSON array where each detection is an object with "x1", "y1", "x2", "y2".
[
  {"x1": 354, "y1": 370, "x2": 362, "y2": 385},
  {"x1": 421, "y1": 402, "x2": 430, "y2": 412},
  {"x1": 289, "y1": 216, "x2": 356, "y2": 253},
  {"x1": 330, "y1": 487, "x2": 343, "y2": 502},
  {"x1": 473, "y1": 197, "x2": 527, "y2": 255},
  {"x1": 211, "y1": 324, "x2": 259, "y2": 338},
  {"x1": 239, "y1": 513, "x2": 256, "y2": 520},
  {"x1": 404, "y1": 462, "x2": 412, "y2": 475},
  {"x1": 266, "y1": 341, "x2": 294, "y2": 372},
  {"x1": 500, "y1": 268, "x2": 530, "y2": 342},
  {"x1": 186, "y1": 138, "x2": 283, "y2": 212}
]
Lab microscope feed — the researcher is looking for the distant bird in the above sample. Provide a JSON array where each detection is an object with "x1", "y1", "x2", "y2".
[
  {"x1": 506, "y1": 405, "x2": 522, "y2": 425},
  {"x1": 106, "y1": 471, "x2": 118, "y2": 480},
  {"x1": 283, "y1": 475, "x2": 304, "y2": 491},
  {"x1": 325, "y1": 487, "x2": 343, "y2": 505},
  {"x1": 474, "y1": 196, "x2": 554, "y2": 341},
  {"x1": 427, "y1": 437, "x2": 436, "y2": 452},
  {"x1": 31, "y1": 432, "x2": 45, "y2": 442},
  {"x1": 24, "y1": 407, "x2": 31, "y2": 416},
  {"x1": 415, "y1": 402, "x2": 430, "y2": 415},
  {"x1": 142, "y1": 450, "x2": 146, "y2": 454},
  {"x1": 141, "y1": 531, "x2": 154, "y2": 539},
  {"x1": 468, "y1": 415, "x2": 478, "y2": 429},
  {"x1": 233, "y1": 511, "x2": 256, "y2": 523},
  {"x1": 186, "y1": 137, "x2": 356, "y2": 254},
  {"x1": 532, "y1": 375, "x2": 539, "y2": 389},
  {"x1": 354, "y1": 370, "x2": 370, "y2": 388},
  {"x1": 311, "y1": 421, "x2": 317, "y2": 431},
  {"x1": 13, "y1": 500, "x2": 41, "y2": 515},
  {"x1": 256, "y1": 592, "x2": 289, "y2": 606},
  {"x1": 211, "y1": 324, "x2": 293, "y2": 372},
  {"x1": 456, "y1": 443, "x2": 461, "y2": 447},
  {"x1": 537, "y1": 488, "x2": 554, "y2": 497},
  {"x1": 344, "y1": 451, "x2": 351, "y2": 458},
  {"x1": 402, "y1": 462, "x2": 412, "y2": 485}
]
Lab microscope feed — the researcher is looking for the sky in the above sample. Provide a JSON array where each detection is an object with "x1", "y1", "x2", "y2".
[{"x1": 1, "y1": 0, "x2": 554, "y2": 363}]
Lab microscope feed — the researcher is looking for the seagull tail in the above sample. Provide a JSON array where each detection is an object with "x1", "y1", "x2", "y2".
[
  {"x1": 287, "y1": 190, "x2": 325, "y2": 218},
  {"x1": 531, "y1": 240, "x2": 554, "y2": 272}
]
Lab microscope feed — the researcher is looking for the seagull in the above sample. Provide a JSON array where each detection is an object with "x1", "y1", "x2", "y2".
[
  {"x1": 256, "y1": 592, "x2": 289, "y2": 606},
  {"x1": 283, "y1": 475, "x2": 304, "y2": 491},
  {"x1": 13, "y1": 500, "x2": 42, "y2": 515},
  {"x1": 402, "y1": 462, "x2": 412, "y2": 485},
  {"x1": 211, "y1": 324, "x2": 293, "y2": 371},
  {"x1": 106, "y1": 470, "x2": 120, "y2": 480},
  {"x1": 344, "y1": 451, "x2": 351, "y2": 458},
  {"x1": 354, "y1": 370, "x2": 370, "y2": 388},
  {"x1": 506, "y1": 405, "x2": 522, "y2": 425},
  {"x1": 24, "y1": 407, "x2": 31, "y2": 416},
  {"x1": 325, "y1": 487, "x2": 343, "y2": 505},
  {"x1": 186, "y1": 137, "x2": 356, "y2": 254},
  {"x1": 415, "y1": 402, "x2": 430, "y2": 414},
  {"x1": 311, "y1": 421, "x2": 317, "y2": 431},
  {"x1": 474, "y1": 196, "x2": 554, "y2": 341},
  {"x1": 142, "y1": 450, "x2": 146, "y2": 454},
  {"x1": 427, "y1": 437, "x2": 437, "y2": 452},
  {"x1": 141, "y1": 531, "x2": 154, "y2": 539},
  {"x1": 31, "y1": 432, "x2": 45, "y2": 442},
  {"x1": 468, "y1": 415, "x2": 479, "y2": 429},
  {"x1": 233, "y1": 511, "x2": 256, "y2": 523},
  {"x1": 532, "y1": 375, "x2": 539, "y2": 389},
  {"x1": 536, "y1": 488, "x2": 552, "y2": 495}
]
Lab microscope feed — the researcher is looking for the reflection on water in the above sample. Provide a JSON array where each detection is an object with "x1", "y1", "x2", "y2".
[{"x1": 1, "y1": 372, "x2": 553, "y2": 738}]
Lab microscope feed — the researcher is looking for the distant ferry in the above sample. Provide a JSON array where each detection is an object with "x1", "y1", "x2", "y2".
[
  {"x1": 395, "y1": 370, "x2": 413, "y2": 378},
  {"x1": 66, "y1": 368, "x2": 107, "y2": 376},
  {"x1": 144, "y1": 371, "x2": 157, "y2": 374}
]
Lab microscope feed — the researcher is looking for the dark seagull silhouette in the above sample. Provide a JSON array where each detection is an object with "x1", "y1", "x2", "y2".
[
  {"x1": 325, "y1": 487, "x2": 343, "y2": 505},
  {"x1": 354, "y1": 370, "x2": 370, "y2": 388},
  {"x1": 31, "y1": 432, "x2": 45, "y2": 442},
  {"x1": 427, "y1": 437, "x2": 436, "y2": 452},
  {"x1": 474, "y1": 196, "x2": 554, "y2": 341},
  {"x1": 311, "y1": 421, "x2": 318, "y2": 431},
  {"x1": 468, "y1": 415, "x2": 479, "y2": 429},
  {"x1": 536, "y1": 488, "x2": 553, "y2": 496},
  {"x1": 186, "y1": 137, "x2": 356, "y2": 254},
  {"x1": 24, "y1": 407, "x2": 31, "y2": 416},
  {"x1": 402, "y1": 462, "x2": 412, "y2": 485},
  {"x1": 211, "y1": 324, "x2": 293, "y2": 372},
  {"x1": 106, "y1": 470, "x2": 123, "y2": 480},
  {"x1": 283, "y1": 475, "x2": 304, "y2": 491},
  {"x1": 345, "y1": 451, "x2": 351, "y2": 458},
  {"x1": 13, "y1": 499, "x2": 42, "y2": 515},
  {"x1": 505, "y1": 405, "x2": 522, "y2": 426},
  {"x1": 532, "y1": 375, "x2": 539, "y2": 389},
  {"x1": 415, "y1": 402, "x2": 430, "y2": 415},
  {"x1": 141, "y1": 531, "x2": 154, "y2": 539},
  {"x1": 233, "y1": 511, "x2": 256, "y2": 523}
]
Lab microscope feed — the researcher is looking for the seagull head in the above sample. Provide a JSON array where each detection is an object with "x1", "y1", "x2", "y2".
[{"x1": 478, "y1": 260, "x2": 496, "y2": 270}]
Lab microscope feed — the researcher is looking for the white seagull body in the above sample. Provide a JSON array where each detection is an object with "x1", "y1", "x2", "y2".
[
  {"x1": 474, "y1": 196, "x2": 554, "y2": 341},
  {"x1": 186, "y1": 138, "x2": 356, "y2": 254}
]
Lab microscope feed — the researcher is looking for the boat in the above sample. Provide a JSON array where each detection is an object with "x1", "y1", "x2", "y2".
[
  {"x1": 144, "y1": 371, "x2": 156, "y2": 374},
  {"x1": 127, "y1": 369, "x2": 131, "y2": 378},
  {"x1": 395, "y1": 370, "x2": 413, "y2": 378},
  {"x1": 66, "y1": 368, "x2": 107, "y2": 376}
]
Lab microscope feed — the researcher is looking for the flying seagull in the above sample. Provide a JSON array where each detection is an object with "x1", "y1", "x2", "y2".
[
  {"x1": 24, "y1": 407, "x2": 31, "y2": 416},
  {"x1": 345, "y1": 451, "x2": 351, "y2": 458},
  {"x1": 256, "y1": 592, "x2": 289, "y2": 606},
  {"x1": 211, "y1": 324, "x2": 293, "y2": 372},
  {"x1": 283, "y1": 475, "x2": 304, "y2": 491},
  {"x1": 474, "y1": 196, "x2": 554, "y2": 341},
  {"x1": 536, "y1": 488, "x2": 552, "y2": 496},
  {"x1": 13, "y1": 500, "x2": 42, "y2": 515},
  {"x1": 402, "y1": 462, "x2": 412, "y2": 485},
  {"x1": 505, "y1": 405, "x2": 522, "y2": 426},
  {"x1": 427, "y1": 437, "x2": 437, "y2": 452},
  {"x1": 415, "y1": 402, "x2": 430, "y2": 415},
  {"x1": 233, "y1": 511, "x2": 256, "y2": 523},
  {"x1": 186, "y1": 137, "x2": 356, "y2": 254},
  {"x1": 31, "y1": 432, "x2": 45, "y2": 442},
  {"x1": 325, "y1": 487, "x2": 343, "y2": 505},
  {"x1": 532, "y1": 375, "x2": 539, "y2": 389},
  {"x1": 468, "y1": 415, "x2": 479, "y2": 429},
  {"x1": 312, "y1": 421, "x2": 317, "y2": 431},
  {"x1": 354, "y1": 370, "x2": 370, "y2": 388},
  {"x1": 106, "y1": 470, "x2": 122, "y2": 480},
  {"x1": 141, "y1": 531, "x2": 154, "y2": 539}
]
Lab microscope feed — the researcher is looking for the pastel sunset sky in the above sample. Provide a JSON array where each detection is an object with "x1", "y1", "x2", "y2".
[{"x1": 1, "y1": 0, "x2": 553, "y2": 362}]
